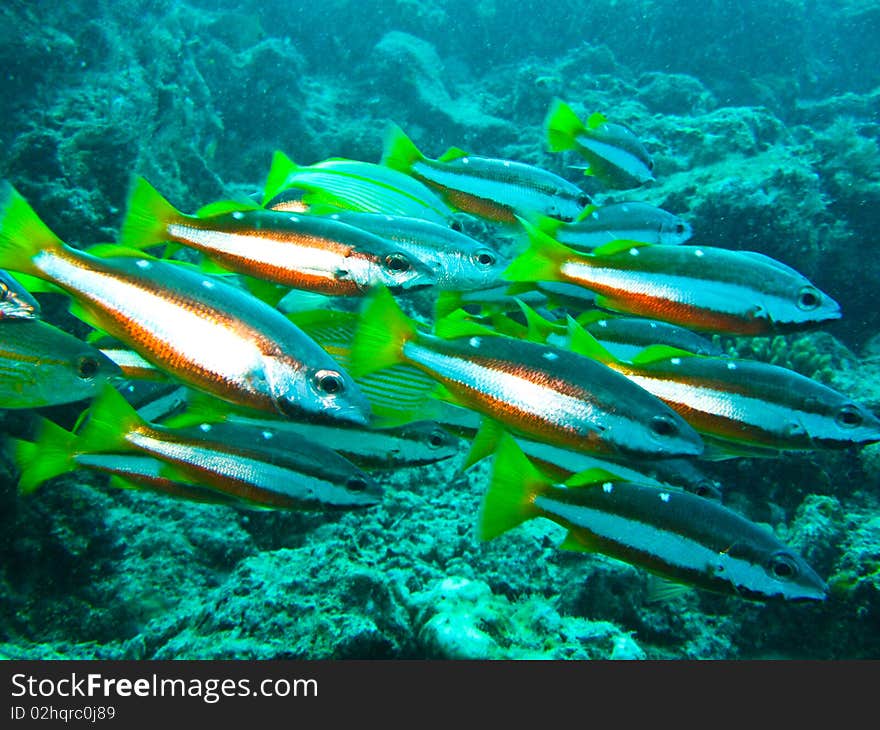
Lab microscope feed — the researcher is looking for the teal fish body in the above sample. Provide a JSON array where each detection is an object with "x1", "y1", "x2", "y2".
[
  {"x1": 382, "y1": 125, "x2": 590, "y2": 222},
  {"x1": 436, "y1": 285, "x2": 551, "y2": 320},
  {"x1": 534, "y1": 281, "x2": 598, "y2": 312},
  {"x1": 545, "y1": 100, "x2": 655, "y2": 189},
  {"x1": 0, "y1": 270, "x2": 40, "y2": 320},
  {"x1": 322, "y1": 210, "x2": 506, "y2": 291},
  {"x1": 263, "y1": 152, "x2": 455, "y2": 224},
  {"x1": 537, "y1": 202, "x2": 692, "y2": 250},
  {"x1": 534, "y1": 477, "x2": 824, "y2": 601},
  {"x1": 607, "y1": 348, "x2": 880, "y2": 451},
  {"x1": 0, "y1": 319, "x2": 122, "y2": 408},
  {"x1": 481, "y1": 438, "x2": 827, "y2": 602},
  {"x1": 575, "y1": 313, "x2": 723, "y2": 359},
  {"x1": 614, "y1": 455, "x2": 724, "y2": 501},
  {"x1": 226, "y1": 414, "x2": 460, "y2": 468},
  {"x1": 512, "y1": 435, "x2": 721, "y2": 500},
  {"x1": 141, "y1": 419, "x2": 383, "y2": 509}
]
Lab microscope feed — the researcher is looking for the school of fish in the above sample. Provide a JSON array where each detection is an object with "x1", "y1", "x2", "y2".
[{"x1": 2, "y1": 97, "x2": 877, "y2": 603}]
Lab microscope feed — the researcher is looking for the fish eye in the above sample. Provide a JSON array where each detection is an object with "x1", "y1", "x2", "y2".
[
  {"x1": 0, "y1": 281, "x2": 9, "y2": 300},
  {"x1": 314, "y1": 369, "x2": 345, "y2": 394},
  {"x1": 649, "y1": 415, "x2": 678, "y2": 437},
  {"x1": 694, "y1": 481, "x2": 719, "y2": 499},
  {"x1": 784, "y1": 421, "x2": 806, "y2": 437},
  {"x1": 647, "y1": 159, "x2": 655, "y2": 171},
  {"x1": 767, "y1": 552, "x2": 800, "y2": 582},
  {"x1": 576, "y1": 193, "x2": 592, "y2": 208},
  {"x1": 473, "y1": 250, "x2": 496, "y2": 267},
  {"x1": 836, "y1": 404, "x2": 863, "y2": 428},
  {"x1": 797, "y1": 286, "x2": 821, "y2": 311},
  {"x1": 428, "y1": 429, "x2": 447, "y2": 449},
  {"x1": 346, "y1": 477, "x2": 369, "y2": 492},
  {"x1": 675, "y1": 223, "x2": 686, "y2": 234},
  {"x1": 450, "y1": 220, "x2": 464, "y2": 232},
  {"x1": 384, "y1": 254, "x2": 411, "y2": 273},
  {"x1": 76, "y1": 356, "x2": 100, "y2": 380}
]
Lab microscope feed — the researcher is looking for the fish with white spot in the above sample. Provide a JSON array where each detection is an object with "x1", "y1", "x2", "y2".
[
  {"x1": 544, "y1": 99, "x2": 655, "y2": 189},
  {"x1": 119, "y1": 177, "x2": 437, "y2": 296},
  {"x1": 13, "y1": 385, "x2": 382, "y2": 511},
  {"x1": 381, "y1": 124, "x2": 591, "y2": 223},
  {"x1": 0, "y1": 183, "x2": 371, "y2": 424},
  {"x1": 505, "y1": 218, "x2": 841, "y2": 335},
  {"x1": 566, "y1": 320, "x2": 880, "y2": 453},
  {"x1": 348, "y1": 287, "x2": 704, "y2": 458},
  {"x1": 534, "y1": 202, "x2": 692, "y2": 251},
  {"x1": 479, "y1": 435, "x2": 827, "y2": 602}
]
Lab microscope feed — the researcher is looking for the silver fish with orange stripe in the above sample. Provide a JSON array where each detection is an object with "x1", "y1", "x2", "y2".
[
  {"x1": 566, "y1": 320, "x2": 880, "y2": 452},
  {"x1": 505, "y1": 219, "x2": 841, "y2": 335},
  {"x1": 348, "y1": 287, "x2": 703, "y2": 458},
  {"x1": 381, "y1": 124, "x2": 590, "y2": 223},
  {"x1": 0, "y1": 182, "x2": 370, "y2": 425},
  {"x1": 119, "y1": 177, "x2": 436, "y2": 296},
  {"x1": 14, "y1": 384, "x2": 382, "y2": 511}
]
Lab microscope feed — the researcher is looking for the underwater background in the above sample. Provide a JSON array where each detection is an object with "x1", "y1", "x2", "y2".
[{"x1": 1, "y1": 0, "x2": 880, "y2": 659}]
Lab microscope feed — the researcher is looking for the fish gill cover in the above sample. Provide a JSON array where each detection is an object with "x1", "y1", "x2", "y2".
[{"x1": 0, "y1": 0, "x2": 879, "y2": 660}]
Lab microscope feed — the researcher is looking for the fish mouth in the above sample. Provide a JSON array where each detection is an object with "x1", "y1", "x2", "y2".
[
  {"x1": 339, "y1": 407, "x2": 372, "y2": 428},
  {"x1": 391, "y1": 275, "x2": 436, "y2": 292},
  {"x1": 616, "y1": 436, "x2": 704, "y2": 459},
  {"x1": 343, "y1": 475, "x2": 384, "y2": 506},
  {"x1": 271, "y1": 391, "x2": 371, "y2": 428},
  {"x1": 785, "y1": 583, "x2": 829, "y2": 603}
]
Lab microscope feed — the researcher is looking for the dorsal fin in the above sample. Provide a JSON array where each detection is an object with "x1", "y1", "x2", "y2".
[
  {"x1": 461, "y1": 418, "x2": 506, "y2": 471},
  {"x1": 567, "y1": 318, "x2": 616, "y2": 363},
  {"x1": 262, "y1": 150, "x2": 301, "y2": 205},
  {"x1": 574, "y1": 204, "x2": 600, "y2": 223},
  {"x1": 84, "y1": 244, "x2": 159, "y2": 259},
  {"x1": 434, "y1": 310, "x2": 497, "y2": 340},
  {"x1": 591, "y1": 239, "x2": 651, "y2": 257},
  {"x1": 515, "y1": 300, "x2": 560, "y2": 343},
  {"x1": 586, "y1": 112, "x2": 609, "y2": 129},
  {"x1": 559, "y1": 531, "x2": 598, "y2": 553},
  {"x1": 195, "y1": 198, "x2": 262, "y2": 218},
  {"x1": 438, "y1": 146, "x2": 469, "y2": 163},
  {"x1": 564, "y1": 467, "x2": 623, "y2": 488},
  {"x1": 575, "y1": 310, "x2": 618, "y2": 327},
  {"x1": 630, "y1": 344, "x2": 700, "y2": 366}
]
